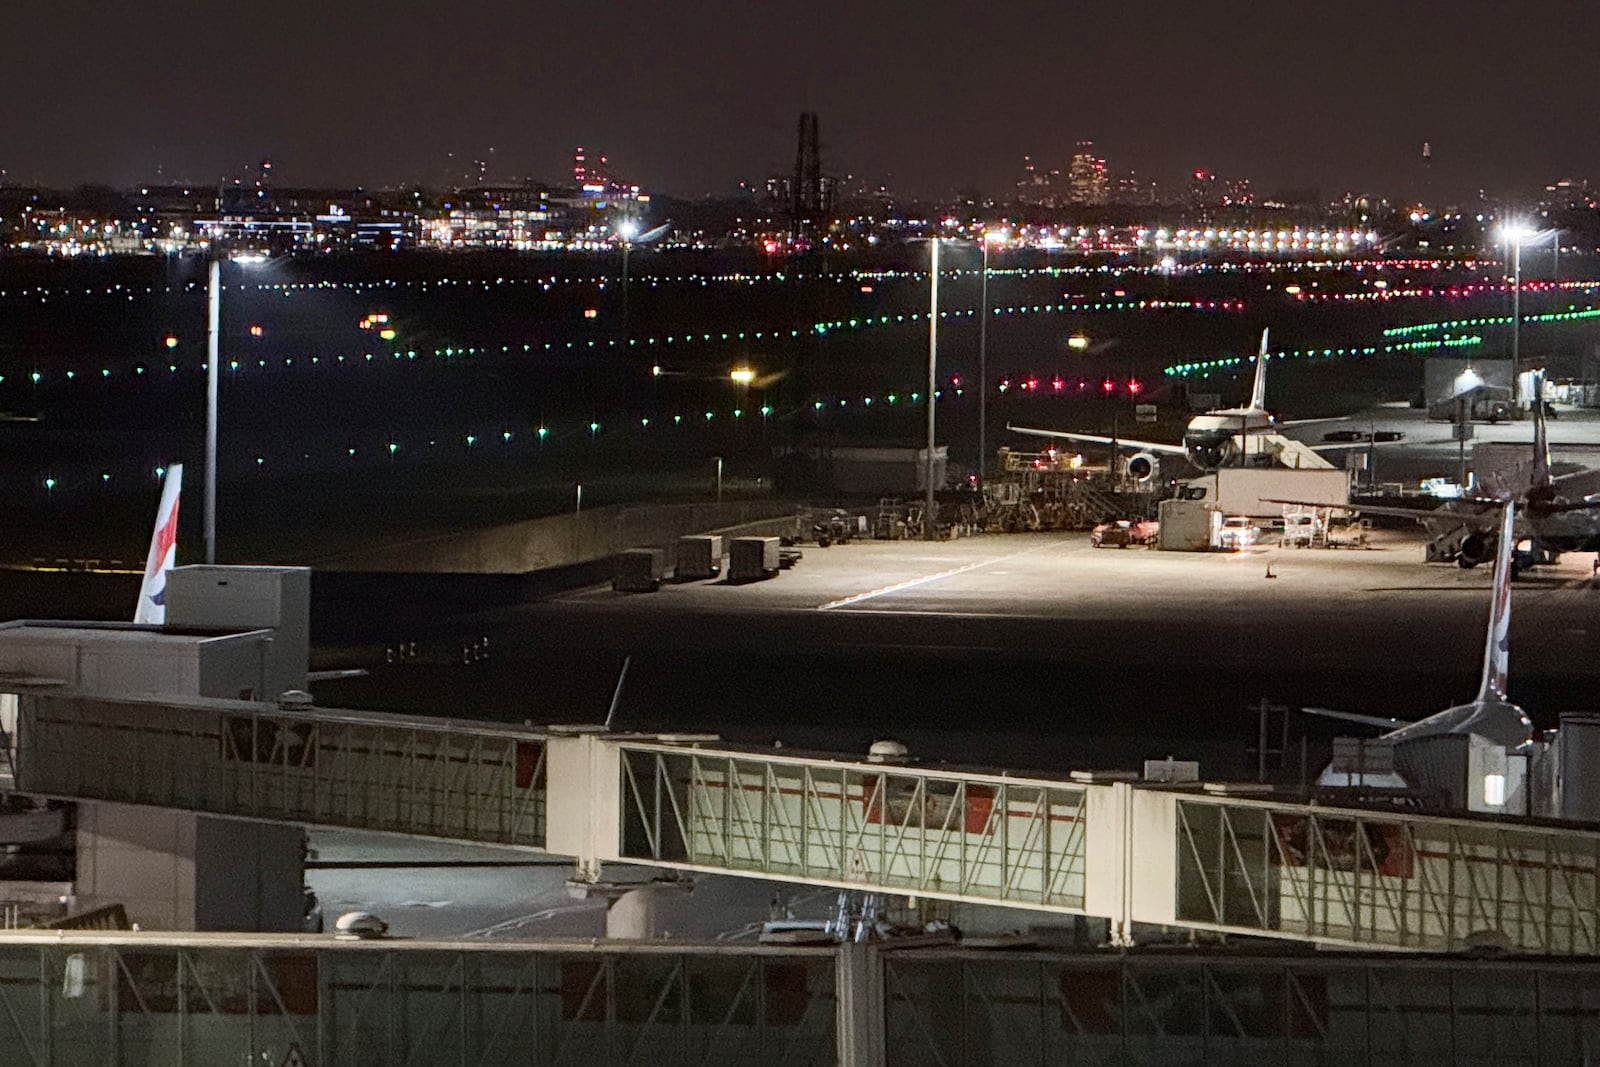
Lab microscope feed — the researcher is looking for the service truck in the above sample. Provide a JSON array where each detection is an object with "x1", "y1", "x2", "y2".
[{"x1": 1176, "y1": 467, "x2": 1349, "y2": 521}]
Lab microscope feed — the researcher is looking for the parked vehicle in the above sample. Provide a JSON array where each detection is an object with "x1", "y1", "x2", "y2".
[
  {"x1": 1091, "y1": 518, "x2": 1159, "y2": 548},
  {"x1": 1215, "y1": 516, "x2": 1260, "y2": 550}
]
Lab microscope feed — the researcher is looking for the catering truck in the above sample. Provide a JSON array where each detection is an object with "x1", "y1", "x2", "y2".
[{"x1": 1176, "y1": 468, "x2": 1349, "y2": 521}]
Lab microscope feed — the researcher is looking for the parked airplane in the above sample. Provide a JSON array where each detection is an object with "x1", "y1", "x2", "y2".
[
  {"x1": 1286, "y1": 373, "x2": 1600, "y2": 568},
  {"x1": 1007, "y1": 329, "x2": 1342, "y2": 472},
  {"x1": 1306, "y1": 501, "x2": 1532, "y2": 771},
  {"x1": 133, "y1": 464, "x2": 182, "y2": 625}
]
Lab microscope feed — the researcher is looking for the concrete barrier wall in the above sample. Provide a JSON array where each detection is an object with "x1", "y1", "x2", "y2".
[{"x1": 321, "y1": 500, "x2": 798, "y2": 574}]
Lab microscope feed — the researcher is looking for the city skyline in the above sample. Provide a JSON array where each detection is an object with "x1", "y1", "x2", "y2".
[{"x1": 5, "y1": 0, "x2": 1598, "y2": 200}]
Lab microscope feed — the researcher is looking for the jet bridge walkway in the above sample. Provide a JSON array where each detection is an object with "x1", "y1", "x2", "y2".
[{"x1": 9, "y1": 691, "x2": 1600, "y2": 956}]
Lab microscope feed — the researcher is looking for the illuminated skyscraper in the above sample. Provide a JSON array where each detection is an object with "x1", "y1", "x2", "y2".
[{"x1": 1067, "y1": 142, "x2": 1108, "y2": 206}]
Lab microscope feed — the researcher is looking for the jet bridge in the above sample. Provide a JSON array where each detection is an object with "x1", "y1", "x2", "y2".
[{"x1": 8, "y1": 691, "x2": 1600, "y2": 956}]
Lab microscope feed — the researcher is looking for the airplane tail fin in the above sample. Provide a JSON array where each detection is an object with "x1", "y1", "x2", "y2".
[
  {"x1": 1531, "y1": 370, "x2": 1550, "y2": 490},
  {"x1": 134, "y1": 464, "x2": 183, "y2": 625},
  {"x1": 1248, "y1": 328, "x2": 1271, "y2": 411},
  {"x1": 1474, "y1": 501, "x2": 1516, "y2": 703}
]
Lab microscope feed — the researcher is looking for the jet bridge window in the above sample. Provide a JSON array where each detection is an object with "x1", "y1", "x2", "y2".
[
  {"x1": 222, "y1": 716, "x2": 317, "y2": 768},
  {"x1": 862, "y1": 774, "x2": 995, "y2": 834}
]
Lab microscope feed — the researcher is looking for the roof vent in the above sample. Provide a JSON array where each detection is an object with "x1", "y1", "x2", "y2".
[{"x1": 867, "y1": 739, "x2": 910, "y2": 764}]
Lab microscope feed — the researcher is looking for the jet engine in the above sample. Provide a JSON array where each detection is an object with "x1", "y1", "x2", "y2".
[
  {"x1": 1457, "y1": 532, "x2": 1490, "y2": 569},
  {"x1": 1123, "y1": 451, "x2": 1158, "y2": 483}
]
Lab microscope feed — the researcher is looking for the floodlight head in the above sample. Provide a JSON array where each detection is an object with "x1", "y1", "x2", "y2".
[{"x1": 1500, "y1": 222, "x2": 1535, "y2": 244}]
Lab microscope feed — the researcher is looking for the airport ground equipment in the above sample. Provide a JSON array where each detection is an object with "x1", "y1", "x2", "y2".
[
  {"x1": 613, "y1": 548, "x2": 665, "y2": 593},
  {"x1": 14, "y1": 690, "x2": 1600, "y2": 958},
  {"x1": 807, "y1": 510, "x2": 858, "y2": 547},
  {"x1": 729, "y1": 537, "x2": 781, "y2": 582},
  {"x1": 1156, "y1": 498, "x2": 1217, "y2": 550},
  {"x1": 988, "y1": 452, "x2": 1159, "y2": 531},
  {"x1": 673, "y1": 535, "x2": 722, "y2": 581},
  {"x1": 1280, "y1": 507, "x2": 1323, "y2": 548},
  {"x1": 873, "y1": 499, "x2": 907, "y2": 540},
  {"x1": 1178, "y1": 467, "x2": 1350, "y2": 521}
]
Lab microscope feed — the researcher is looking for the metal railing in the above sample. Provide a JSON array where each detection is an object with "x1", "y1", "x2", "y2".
[
  {"x1": 0, "y1": 936, "x2": 837, "y2": 1067},
  {"x1": 616, "y1": 746, "x2": 1088, "y2": 909},
  {"x1": 883, "y1": 949, "x2": 1600, "y2": 1067}
]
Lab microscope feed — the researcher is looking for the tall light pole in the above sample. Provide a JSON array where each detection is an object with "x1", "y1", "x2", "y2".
[
  {"x1": 203, "y1": 249, "x2": 265, "y2": 565},
  {"x1": 1501, "y1": 222, "x2": 1533, "y2": 404},
  {"x1": 614, "y1": 217, "x2": 639, "y2": 347},
  {"x1": 978, "y1": 229, "x2": 1007, "y2": 487},
  {"x1": 925, "y1": 237, "x2": 940, "y2": 538},
  {"x1": 205, "y1": 254, "x2": 220, "y2": 564}
]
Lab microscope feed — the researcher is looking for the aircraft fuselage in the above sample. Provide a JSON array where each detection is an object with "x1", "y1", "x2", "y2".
[{"x1": 1182, "y1": 409, "x2": 1279, "y2": 469}]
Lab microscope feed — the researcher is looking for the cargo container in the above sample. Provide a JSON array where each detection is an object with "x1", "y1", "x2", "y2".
[
  {"x1": 674, "y1": 535, "x2": 723, "y2": 581},
  {"x1": 728, "y1": 537, "x2": 780, "y2": 583},
  {"x1": 1156, "y1": 498, "x2": 1217, "y2": 551},
  {"x1": 613, "y1": 548, "x2": 665, "y2": 593}
]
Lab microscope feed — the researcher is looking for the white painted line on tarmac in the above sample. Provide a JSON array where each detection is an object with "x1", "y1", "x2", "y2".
[{"x1": 817, "y1": 544, "x2": 1056, "y2": 611}]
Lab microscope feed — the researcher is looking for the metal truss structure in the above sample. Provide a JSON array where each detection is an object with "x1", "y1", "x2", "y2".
[
  {"x1": 15, "y1": 694, "x2": 546, "y2": 848},
  {"x1": 883, "y1": 951, "x2": 1600, "y2": 1066},
  {"x1": 13, "y1": 692, "x2": 1600, "y2": 956},
  {"x1": 0, "y1": 938, "x2": 836, "y2": 1067},
  {"x1": 615, "y1": 746, "x2": 1088, "y2": 908},
  {"x1": 1173, "y1": 797, "x2": 1600, "y2": 953},
  {"x1": 0, "y1": 934, "x2": 1597, "y2": 1066}
]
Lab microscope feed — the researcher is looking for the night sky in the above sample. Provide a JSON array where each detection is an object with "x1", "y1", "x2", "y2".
[{"x1": 5, "y1": 0, "x2": 1596, "y2": 200}]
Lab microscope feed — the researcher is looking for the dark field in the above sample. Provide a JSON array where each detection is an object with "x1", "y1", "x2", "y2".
[{"x1": 6, "y1": 249, "x2": 1594, "y2": 565}]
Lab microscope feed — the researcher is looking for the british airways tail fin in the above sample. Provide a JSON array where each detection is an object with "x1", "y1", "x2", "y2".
[
  {"x1": 134, "y1": 464, "x2": 183, "y2": 625},
  {"x1": 1248, "y1": 328, "x2": 1271, "y2": 411},
  {"x1": 1474, "y1": 501, "x2": 1516, "y2": 704}
]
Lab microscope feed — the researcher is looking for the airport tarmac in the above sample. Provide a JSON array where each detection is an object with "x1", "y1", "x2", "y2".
[
  {"x1": 549, "y1": 526, "x2": 1600, "y2": 673},
  {"x1": 304, "y1": 829, "x2": 1041, "y2": 943},
  {"x1": 318, "y1": 520, "x2": 1600, "y2": 782}
]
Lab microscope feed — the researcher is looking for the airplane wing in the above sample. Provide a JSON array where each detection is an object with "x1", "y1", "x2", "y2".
[
  {"x1": 1302, "y1": 706, "x2": 1411, "y2": 730},
  {"x1": 1275, "y1": 416, "x2": 1349, "y2": 428},
  {"x1": 1006, "y1": 424, "x2": 1188, "y2": 456},
  {"x1": 1553, "y1": 467, "x2": 1600, "y2": 499},
  {"x1": 1303, "y1": 435, "x2": 1413, "y2": 452},
  {"x1": 307, "y1": 668, "x2": 369, "y2": 683},
  {"x1": 1264, "y1": 498, "x2": 1499, "y2": 526}
]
